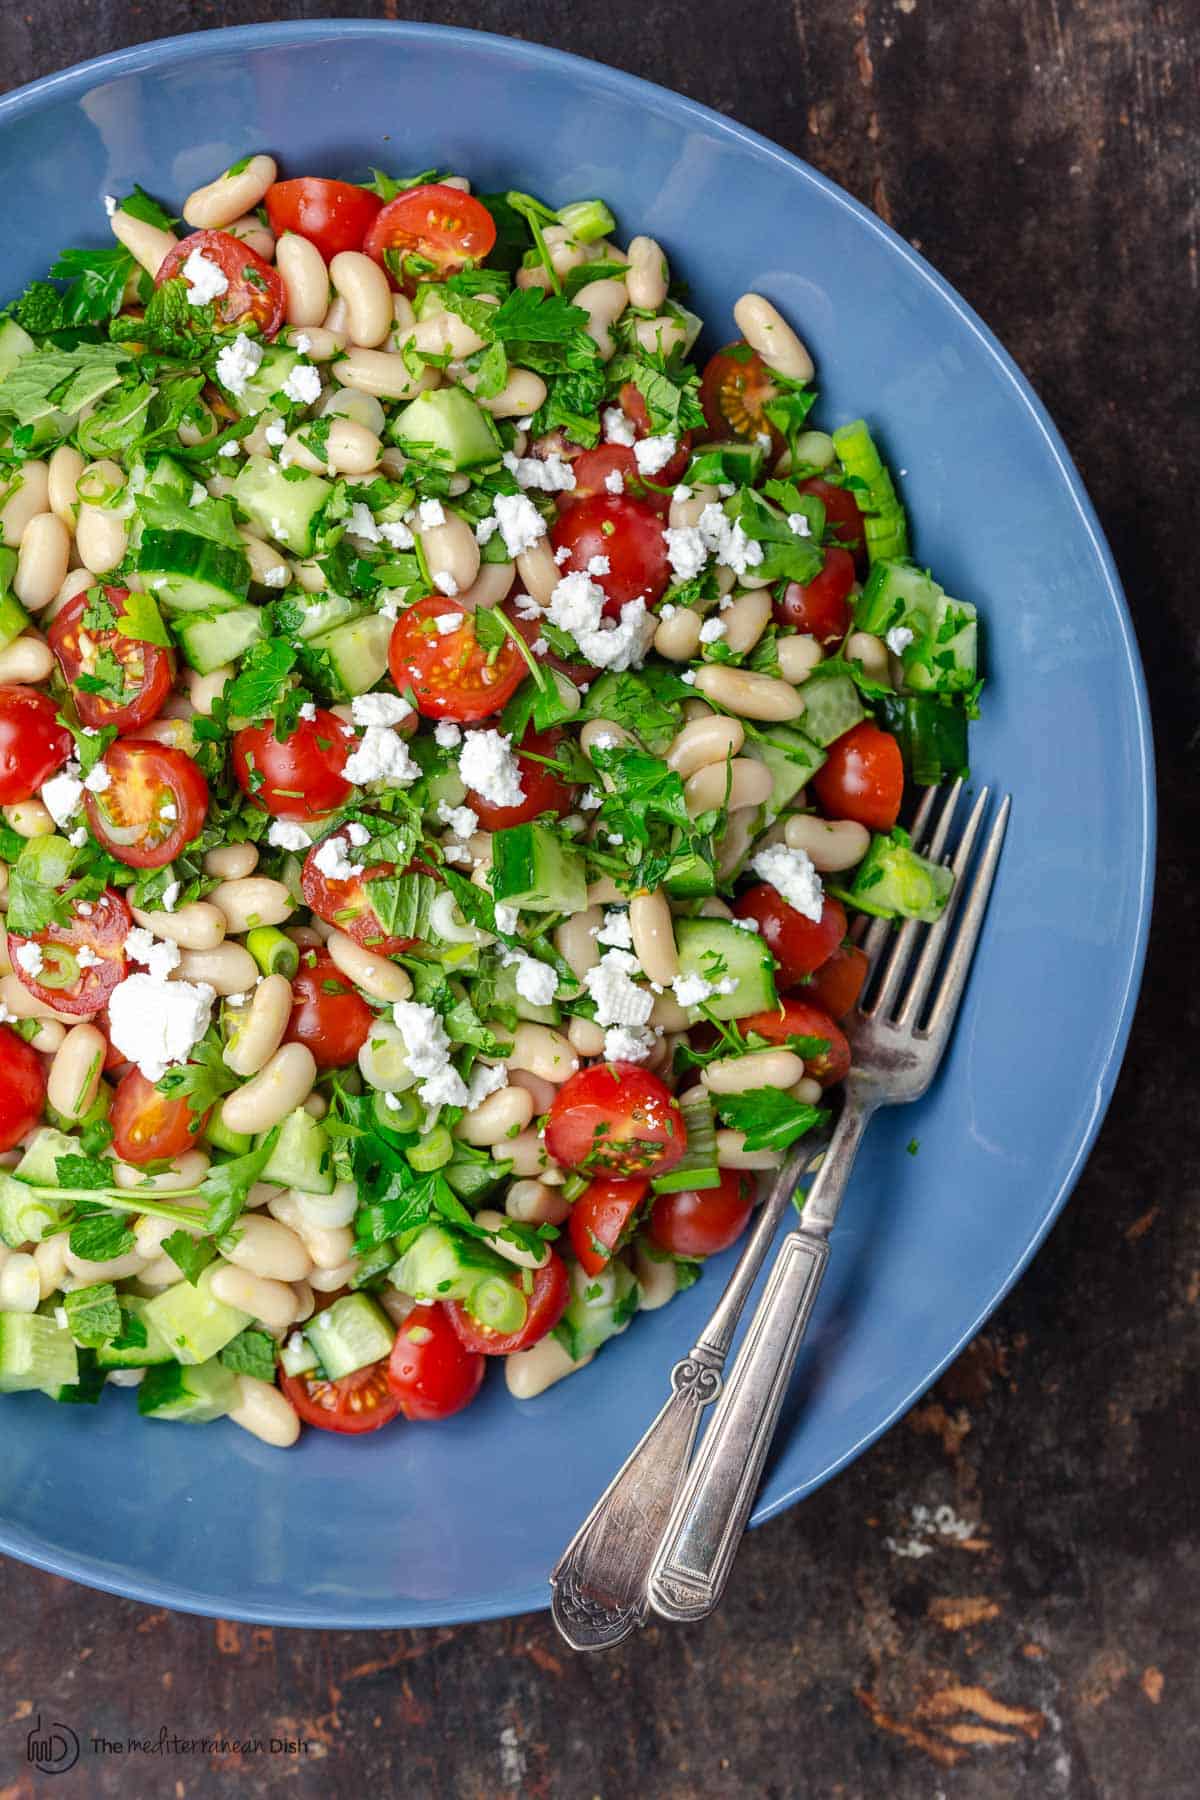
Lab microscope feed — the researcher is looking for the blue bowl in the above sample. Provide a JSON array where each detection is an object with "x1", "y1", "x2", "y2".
[{"x1": 0, "y1": 21, "x2": 1152, "y2": 1627}]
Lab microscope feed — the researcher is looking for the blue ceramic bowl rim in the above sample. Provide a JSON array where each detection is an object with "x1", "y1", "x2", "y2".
[{"x1": 0, "y1": 19, "x2": 1154, "y2": 1627}]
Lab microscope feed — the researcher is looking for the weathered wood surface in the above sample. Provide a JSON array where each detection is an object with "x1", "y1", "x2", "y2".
[{"x1": 0, "y1": 1, "x2": 1196, "y2": 1794}]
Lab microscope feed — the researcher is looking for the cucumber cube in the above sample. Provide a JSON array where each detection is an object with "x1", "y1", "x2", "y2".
[
  {"x1": 142, "y1": 1267, "x2": 252, "y2": 1366},
  {"x1": 0, "y1": 1313, "x2": 79, "y2": 1393}
]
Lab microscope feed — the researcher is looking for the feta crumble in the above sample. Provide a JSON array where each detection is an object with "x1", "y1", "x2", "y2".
[
  {"x1": 458, "y1": 730, "x2": 524, "y2": 809},
  {"x1": 351, "y1": 691, "x2": 413, "y2": 727},
  {"x1": 604, "y1": 469, "x2": 625, "y2": 494},
  {"x1": 40, "y1": 770, "x2": 83, "y2": 827},
  {"x1": 434, "y1": 720, "x2": 463, "y2": 749},
  {"x1": 14, "y1": 941, "x2": 44, "y2": 977},
  {"x1": 107, "y1": 973, "x2": 214, "y2": 1082},
  {"x1": 432, "y1": 572, "x2": 460, "y2": 598},
  {"x1": 752, "y1": 842, "x2": 825, "y2": 923},
  {"x1": 181, "y1": 248, "x2": 229, "y2": 306},
  {"x1": 313, "y1": 836, "x2": 360, "y2": 882},
  {"x1": 492, "y1": 491, "x2": 547, "y2": 557},
  {"x1": 603, "y1": 1025, "x2": 657, "y2": 1063},
  {"x1": 698, "y1": 616, "x2": 727, "y2": 644},
  {"x1": 500, "y1": 949, "x2": 559, "y2": 1008},
  {"x1": 343, "y1": 727, "x2": 420, "y2": 787},
  {"x1": 417, "y1": 498, "x2": 446, "y2": 530},
  {"x1": 267, "y1": 819, "x2": 313, "y2": 852},
  {"x1": 596, "y1": 909, "x2": 634, "y2": 950},
  {"x1": 125, "y1": 926, "x2": 182, "y2": 981},
  {"x1": 886, "y1": 625, "x2": 915, "y2": 655},
  {"x1": 633, "y1": 434, "x2": 678, "y2": 476},
  {"x1": 663, "y1": 524, "x2": 708, "y2": 582},
  {"x1": 281, "y1": 362, "x2": 322, "y2": 406},
  {"x1": 502, "y1": 450, "x2": 577, "y2": 494},
  {"x1": 437, "y1": 802, "x2": 478, "y2": 839},
  {"x1": 602, "y1": 407, "x2": 636, "y2": 447},
  {"x1": 584, "y1": 949, "x2": 654, "y2": 1030}
]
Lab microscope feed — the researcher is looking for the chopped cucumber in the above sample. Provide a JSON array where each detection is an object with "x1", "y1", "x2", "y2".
[
  {"x1": 674, "y1": 918, "x2": 777, "y2": 1021},
  {"x1": 44, "y1": 1347, "x2": 107, "y2": 1405},
  {"x1": 876, "y1": 694, "x2": 969, "y2": 786},
  {"x1": 203, "y1": 1112, "x2": 253, "y2": 1157},
  {"x1": 300, "y1": 612, "x2": 391, "y2": 700},
  {"x1": 490, "y1": 822, "x2": 587, "y2": 915},
  {"x1": 231, "y1": 345, "x2": 301, "y2": 418},
  {"x1": 173, "y1": 605, "x2": 264, "y2": 674},
  {"x1": 142, "y1": 1266, "x2": 251, "y2": 1366},
  {"x1": 233, "y1": 454, "x2": 331, "y2": 556},
  {"x1": 846, "y1": 829, "x2": 954, "y2": 923},
  {"x1": 14, "y1": 1125, "x2": 77, "y2": 1187},
  {"x1": 303, "y1": 1293, "x2": 395, "y2": 1380},
  {"x1": 140, "y1": 450, "x2": 192, "y2": 500},
  {"x1": 652, "y1": 1089, "x2": 720, "y2": 1193},
  {"x1": 904, "y1": 596, "x2": 978, "y2": 695},
  {"x1": 279, "y1": 1329, "x2": 319, "y2": 1377},
  {"x1": 685, "y1": 438, "x2": 765, "y2": 488},
  {"x1": 0, "y1": 315, "x2": 35, "y2": 377},
  {"x1": 389, "y1": 386, "x2": 500, "y2": 469},
  {"x1": 0, "y1": 1312, "x2": 78, "y2": 1393},
  {"x1": 663, "y1": 844, "x2": 718, "y2": 898},
  {"x1": 488, "y1": 957, "x2": 559, "y2": 1025},
  {"x1": 796, "y1": 673, "x2": 865, "y2": 747},
  {"x1": 391, "y1": 1222, "x2": 512, "y2": 1306},
  {"x1": 258, "y1": 1107, "x2": 334, "y2": 1195},
  {"x1": 832, "y1": 420, "x2": 908, "y2": 563},
  {"x1": 748, "y1": 725, "x2": 826, "y2": 815},
  {"x1": 0, "y1": 566, "x2": 30, "y2": 652},
  {"x1": 137, "y1": 1357, "x2": 239, "y2": 1422},
  {"x1": 553, "y1": 1258, "x2": 639, "y2": 1363},
  {"x1": 854, "y1": 560, "x2": 941, "y2": 639},
  {"x1": 295, "y1": 593, "x2": 362, "y2": 640},
  {"x1": 94, "y1": 1296, "x2": 175, "y2": 1370},
  {"x1": 0, "y1": 1169, "x2": 68, "y2": 1249},
  {"x1": 138, "y1": 528, "x2": 251, "y2": 613}
]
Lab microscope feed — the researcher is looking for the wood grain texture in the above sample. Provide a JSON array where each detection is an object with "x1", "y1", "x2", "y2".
[{"x1": 1, "y1": 1, "x2": 1198, "y2": 1794}]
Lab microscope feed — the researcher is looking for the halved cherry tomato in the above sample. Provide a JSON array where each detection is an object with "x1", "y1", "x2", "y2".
[
  {"x1": 110, "y1": 1065, "x2": 205, "y2": 1165},
  {"x1": 233, "y1": 709, "x2": 353, "y2": 820},
  {"x1": 83, "y1": 741, "x2": 209, "y2": 870},
  {"x1": 300, "y1": 828, "x2": 417, "y2": 956},
  {"x1": 285, "y1": 951, "x2": 373, "y2": 1068},
  {"x1": 648, "y1": 1168, "x2": 755, "y2": 1259},
  {"x1": 0, "y1": 1025, "x2": 47, "y2": 1153},
  {"x1": 545, "y1": 1064, "x2": 687, "y2": 1180},
  {"x1": 738, "y1": 998, "x2": 851, "y2": 1086},
  {"x1": 550, "y1": 494, "x2": 671, "y2": 617},
  {"x1": 156, "y1": 229, "x2": 285, "y2": 338},
  {"x1": 699, "y1": 341, "x2": 783, "y2": 455},
  {"x1": 733, "y1": 886, "x2": 847, "y2": 987},
  {"x1": 812, "y1": 721, "x2": 904, "y2": 833},
  {"x1": 617, "y1": 382, "x2": 693, "y2": 485},
  {"x1": 48, "y1": 586, "x2": 175, "y2": 733},
  {"x1": 446, "y1": 1250, "x2": 570, "y2": 1355},
  {"x1": 465, "y1": 727, "x2": 576, "y2": 830},
  {"x1": 386, "y1": 1303, "x2": 486, "y2": 1421},
  {"x1": 775, "y1": 547, "x2": 856, "y2": 644},
  {"x1": 364, "y1": 184, "x2": 497, "y2": 292},
  {"x1": 569, "y1": 1177, "x2": 649, "y2": 1276},
  {"x1": 264, "y1": 177, "x2": 383, "y2": 263},
  {"x1": 388, "y1": 596, "x2": 527, "y2": 721},
  {"x1": 281, "y1": 1358, "x2": 401, "y2": 1436},
  {"x1": 805, "y1": 944, "x2": 869, "y2": 1021},
  {"x1": 8, "y1": 886, "x2": 131, "y2": 1017},
  {"x1": 796, "y1": 477, "x2": 867, "y2": 570},
  {"x1": 0, "y1": 685, "x2": 71, "y2": 804},
  {"x1": 559, "y1": 444, "x2": 656, "y2": 514}
]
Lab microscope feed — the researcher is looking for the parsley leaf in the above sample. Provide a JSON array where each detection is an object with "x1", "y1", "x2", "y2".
[
  {"x1": 48, "y1": 246, "x2": 138, "y2": 325},
  {"x1": 115, "y1": 588, "x2": 170, "y2": 648},
  {"x1": 219, "y1": 1328, "x2": 278, "y2": 1381},
  {"x1": 715, "y1": 1088, "x2": 829, "y2": 1153},
  {"x1": 221, "y1": 639, "x2": 297, "y2": 720},
  {"x1": 155, "y1": 1034, "x2": 239, "y2": 1127},
  {"x1": 115, "y1": 185, "x2": 177, "y2": 230},
  {"x1": 136, "y1": 488, "x2": 244, "y2": 550},
  {"x1": 201, "y1": 1131, "x2": 281, "y2": 1240},
  {"x1": 160, "y1": 1229, "x2": 216, "y2": 1286},
  {"x1": 607, "y1": 349, "x2": 704, "y2": 436},
  {"x1": 62, "y1": 1282, "x2": 123, "y2": 1347}
]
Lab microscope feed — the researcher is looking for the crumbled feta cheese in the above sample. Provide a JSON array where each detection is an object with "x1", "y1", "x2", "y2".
[
  {"x1": 417, "y1": 498, "x2": 446, "y2": 530},
  {"x1": 344, "y1": 822, "x2": 370, "y2": 848},
  {"x1": 437, "y1": 802, "x2": 478, "y2": 839},
  {"x1": 580, "y1": 788, "x2": 603, "y2": 810},
  {"x1": 886, "y1": 625, "x2": 915, "y2": 655},
  {"x1": 378, "y1": 518, "x2": 416, "y2": 550},
  {"x1": 264, "y1": 418, "x2": 288, "y2": 449},
  {"x1": 543, "y1": 572, "x2": 652, "y2": 673},
  {"x1": 434, "y1": 720, "x2": 462, "y2": 749},
  {"x1": 633, "y1": 433, "x2": 677, "y2": 476},
  {"x1": 697, "y1": 502, "x2": 764, "y2": 577},
  {"x1": 586, "y1": 554, "x2": 611, "y2": 577},
  {"x1": 160, "y1": 803, "x2": 177, "y2": 822},
  {"x1": 68, "y1": 827, "x2": 89, "y2": 848},
  {"x1": 267, "y1": 819, "x2": 313, "y2": 852},
  {"x1": 160, "y1": 881, "x2": 181, "y2": 913},
  {"x1": 14, "y1": 941, "x2": 44, "y2": 977},
  {"x1": 493, "y1": 490, "x2": 548, "y2": 557},
  {"x1": 671, "y1": 969, "x2": 737, "y2": 1008},
  {"x1": 458, "y1": 729, "x2": 524, "y2": 809},
  {"x1": 699, "y1": 616, "x2": 727, "y2": 644},
  {"x1": 293, "y1": 333, "x2": 313, "y2": 355},
  {"x1": 182, "y1": 248, "x2": 229, "y2": 306},
  {"x1": 718, "y1": 482, "x2": 736, "y2": 498},
  {"x1": 125, "y1": 926, "x2": 182, "y2": 981},
  {"x1": 494, "y1": 903, "x2": 520, "y2": 935},
  {"x1": 313, "y1": 835, "x2": 360, "y2": 882},
  {"x1": 298, "y1": 701, "x2": 317, "y2": 721},
  {"x1": 103, "y1": 194, "x2": 118, "y2": 217},
  {"x1": 500, "y1": 949, "x2": 559, "y2": 1008},
  {"x1": 475, "y1": 515, "x2": 500, "y2": 547},
  {"x1": 432, "y1": 570, "x2": 460, "y2": 598},
  {"x1": 502, "y1": 450, "x2": 577, "y2": 493},
  {"x1": 189, "y1": 482, "x2": 207, "y2": 508},
  {"x1": 107, "y1": 973, "x2": 214, "y2": 1082},
  {"x1": 83, "y1": 762, "x2": 111, "y2": 794},
  {"x1": 752, "y1": 842, "x2": 825, "y2": 923},
  {"x1": 466, "y1": 1062, "x2": 509, "y2": 1108},
  {"x1": 347, "y1": 501, "x2": 380, "y2": 542},
  {"x1": 281, "y1": 362, "x2": 322, "y2": 406},
  {"x1": 787, "y1": 511, "x2": 812, "y2": 538},
  {"x1": 553, "y1": 544, "x2": 572, "y2": 565},
  {"x1": 732, "y1": 915, "x2": 760, "y2": 932},
  {"x1": 604, "y1": 469, "x2": 625, "y2": 494},
  {"x1": 680, "y1": 669, "x2": 697, "y2": 685},
  {"x1": 673, "y1": 484, "x2": 693, "y2": 502},
  {"x1": 603, "y1": 1025, "x2": 657, "y2": 1063},
  {"x1": 390, "y1": 1000, "x2": 468, "y2": 1107},
  {"x1": 263, "y1": 564, "x2": 289, "y2": 588},
  {"x1": 351, "y1": 691, "x2": 413, "y2": 727},
  {"x1": 596, "y1": 909, "x2": 634, "y2": 950},
  {"x1": 343, "y1": 727, "x2": 420, "y2": 787},
  {"x1": 40, "y1": 770, "x2": 83, "y2": 827},
  {"x1": 584, "y1": 948, "x2": 654, "y2": 1030},
  {"x1": 602, "y1": 406, "x2": 636, "y2": 447},
  {"x1": 663, "y1": 524, "x2": 708, "y2": 582}
]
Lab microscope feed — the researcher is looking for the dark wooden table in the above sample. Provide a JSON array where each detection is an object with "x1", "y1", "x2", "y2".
[{"x1": 0, "y1": 3, "x2": 1193, "y2": 1794}]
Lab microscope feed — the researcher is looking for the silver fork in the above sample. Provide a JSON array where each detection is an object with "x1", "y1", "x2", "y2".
[{"x1": 646, "y1": 780, "x2": 1010, "y2": 1624}]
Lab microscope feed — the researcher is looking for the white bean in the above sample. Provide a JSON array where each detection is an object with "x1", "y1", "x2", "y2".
[
  {"x1": 223, "y1": 973, "x2": 292, "y2": 1077},
  {"x1": 330, "y1": 250, "x2": 393, "y2": 348},
  {"x1": 417, "y1": 510, "x2": 480, "y2": 597},
  {"x1": 208, "y1": 876, "x2": 294, "y2": 933},
  {"x1": 46, "y1": 1023, "x2": 105, "y2": 1121},
  {"x1": 845, "y1": 630, "x2": 890, "y2": 683},
  {"x1": 722, "y1": 589, "x2": 773, "y2": 656},
  {"x1": 320, "y1": 388, "x2": 387, "y2": 435},
  {"x1": 693, "y1": 665, "x2": 806, "y2": 721},
  {"x1": 308, "y1": 1260, "x2": 359, "y2": 1293},
  {"x1": 685, "y1": 757, "x2": 774, "y2": 816},
  {"x1": 228, "y1": 1374, "x2": 301, "y2": 1447},
  {"x1": 134, "y1": 1213, "x2": 192, "y2": 1258},
  {"x1": 334, "y1": 346, "x2": 436, "y2": 401},
  {"x1": 703, "y1": 1048, "x2": 806, "y2": 1095},
  {"x1": 668, "y1": 482, "x2": 718, "y2": 531},
  {"x1": 515, "y1": 539, "x2": 560, "y2": 607},
  {"x1": 76, "y1": 460, "x2": 127, "y2": 573},
  {"x1": 733, "y1": 293, "x2": 815, "y2": 381},
  {"x1": 0, "y1": 461, "x2": 49, "y2": 547},
  {"x1": 505, "y1": 1179, "x2": 570, "y2": 1226},
  {"x1": 47, "y1": 445, "x2": 84, "y2": 525},
  {"x1": 792, "y1": 1077, "x2": 824, "y2": 1105},
  {"x1": 183, "y1": 153, "x2": 277, "y2": 229},
  {"x1": 716, "y1": 806, "x2": 759, "y2": 881},
  {"x1": 225, "y1": 211, "x2": 275, "y2": 260},
  {"x1": 475, "y1": 368, "x2": 547, "y2": 418},
  {"x1": 285, "y1": 324, "x2": 344, "y2": 361},
  {"x1": 626, "y1": 235, "x2": 669, "y2": 311},
  {"x1": 778, "y1": 635, "x2": 824, "y2": 683},
  {"x1": 65, "y1": 1245, "x2": 148, "y2": 1283},
  {"x1": 327, "y1": 419, "x2": 382, "y2": 475},
  {"x1": 0, "y1": 635, "x2": 54, "y2": 681},
  {"x1": 110, "y1": 207, "x2": 177, "y2": 276},
  {"x1": 291, "y1": 1279, "x2": 316, "y2": 1323},
  {"x1": 566, "y1": 1015, "x2": 606, "y2": 1057},
  {"x1": 291, "y1": 1181, "x2": 358, "y2": 1230},
  {"x1": 654, "y1": 607, "x2": 703, "y2": 661},
  {"x1": 220, "y1": 1044, "x2": 316, "y2": 1136},
  {"x1": 33, "y1": 1232, "x2": 69, "y2": 1299},
  {"x1": 456, "y1": 561, "x2": 516, "y2": 611},
  {"x1": 406, "y1": 310, "x2": 488, "y2": 360},
  {"x1": 114, "y1": 1150, "x2": 210, "y2": 1193},
  {"x1": 325, "y1": 929, "x2": 412, "y2": 1003},
  {"x1": 454, "y1": 1086, "x2": 535, "y2": 1147},
  {"x1": 666, "y1": 715, "x2": 745, "y2": 778},
  {"x1": 203, "y1": 842, "x2": 258, "y2": 880},
  {"x1": 505, "y1": 1335, "x2": 593, "y2": 1399},
  {"x1": 223, "y1": 1214, "x2": 312, "y2": 1282},
  {"x1": 783, "y1": 813, "x2": 871, "y2": 872},
  {"x1": 473, "y1": 1207, "x2": 549, "y2": 1271},
  {"x1": 209, "y1": 1263, "x2": 301, "y2": 1333},
  {"x1": 632, "y1": 315, "x2": 688, "y2": 357},
  {"x1": 276, "y1": 232, "x2": 330, "y2": 326},
  {"x1": 634, "y1": 1242, "x2": 679, "y2": 1311},
  {"x1": 715, "y1": 1128, "x2": 784, "y2": 1170},
  {"x1": 506, "y1": 1022, "x2": 579, "y2": 1085},
  {"x1": 27, "y1": 1020, "x2": 65, "y2": 1054},
  {"x1": 649, "y1": 990, "x2": 690, "y2": 1032},
  {"x1": 629, "y1": 890, "x2": 679, "y2": 986},
  {"x1": 2, "y1": 799, "x2": 53, "y2": 837},
  {"x1": 267, "y1": 1191, "x2": 353, "y2": 1271},
  {"x1": 576, "y1": 277, "x2": 628, "y2": 360},
  {"x1": 131, "y1": 902, "x2": 226, "y2": 950}
]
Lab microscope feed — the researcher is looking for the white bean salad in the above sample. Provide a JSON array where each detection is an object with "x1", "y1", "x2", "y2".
[{"x1": 0, "y1": 159, "x2": 980, "y2": 1442}]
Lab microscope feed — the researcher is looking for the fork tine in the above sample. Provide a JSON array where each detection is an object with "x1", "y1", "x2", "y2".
[
  {"x1": 850, "y1": 783, "x2": 943, "y2": 958},
  {"x1": 893, "y1": 787, "x2": 990, "y2": 1029},
  {"x1": 867, "y1": 781, "x2": 964, "y2": 1016},
  {"x1": 914, "y1": 794, "x2": 1010, "y2": 1044}
]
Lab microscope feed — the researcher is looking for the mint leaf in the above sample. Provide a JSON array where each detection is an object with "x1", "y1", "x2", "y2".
[
  {"x1": 219, "y1": 1328, "x2": 278, "y2": 1382},
  {"x1": 63, "y1": 1281, "x2": 122, "y2": 1347},
  {"x1": 67, "y1": 1211, "x2": 136, "y2": 1263}
]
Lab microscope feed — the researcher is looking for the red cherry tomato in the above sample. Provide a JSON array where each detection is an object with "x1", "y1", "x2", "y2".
[
  {"x1": 545, "y1": 1064, "x2": 687, "y2": 1180},
  {"x1": 465, "y1": 727, "x2": 576, "y2": 830},
  {"x1": 446, "y1": 1250, "x2": 570, "y2": 1356},
  {"x1": 805, "y1": 944, "x2": 869, "y2": 1021},
  {"x1": 812, "y1": 722, "x2": 904, "y2": 833},
  {"x1": 568, "y1": 1177, "x2": 649, "y2": 1276},
  {"x1": 285, "y1": 951, "x2": 374, "y2": 1068},
  {"x1": 796, "y1": 477, "x2": 867, "y2": 569},
  {"x1": 0, "y1": 686, "x2": 71, "y2": 804},
  {"x1": 617, "y1": 382, "x2": 693, "y2": 484},
  {"x1": 233, "y1": 709, "x2": 352, "y2": 820},
  {"x1": 775, "y1": 547, "x2": 856, "y2": 644},
  {"x1": 0, "y1": 1024, "x2": 47, "y2": 1153},
  {"x1": 388, "y1": 596, "x2": 527, "y2": 722},
  {"x1": 364, "y1": 184, "x2": 497, "y2": 292},
  {"x1": 738, "y1": 999, "x2": 851, "y2": 1086},
  {"x1": 156, "y1": 230, "x2": 285, "y2": 337},
  {"x1": 280, "y1": 1358, "x2": 401, "y2": 1436},
  {"x1": 47, "y1": 586, "x2": 175, "y2": 733},
  {"x1": 648, "y1": 1168, "x2": 755, "y2": 1259},
  {"x1": 8, "y1": 887, "x2": 131, "y2": 1018},
  {"x1": 110, "y1": 1065, "x2": 205, "y2": 1165},
  {"x1": 733, "y1": 886, "x2": 848, "y2": 986},
  {"x1": 550, "y1": 494, "x2": 671, "y2": 617},
  {"x1": 300, "y1": 828, "x2": 418, "y2": 957},
  {"x1": 699, "y1": 341, "x2": 783, "y2": 455},
  {"x1": 264, "y1": 177, "x2": 383, "y2": 262},
  {"x1": 557, "y1": 444, "x2": 657, "y2": 515},
  {"x1": 83, "y1": 741, "x2": 209, "y2": 870},
  {"x1": 386, "y1": 1303, "x2": 486, "y2": 1421}
]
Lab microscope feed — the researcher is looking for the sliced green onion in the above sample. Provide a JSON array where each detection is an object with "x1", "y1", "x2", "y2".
[
  {"x1": 467, "y1": 1273, "x2": 526, "y2": 1336},
  {"x1": 244, "y1": 925, "x2": 299, "y2": 979},
  {"x1": 407, "y1": 1126, "x2": 454, "y2": 1173}
]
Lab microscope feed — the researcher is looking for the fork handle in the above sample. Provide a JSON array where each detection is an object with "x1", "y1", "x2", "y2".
[{"x1": 647, "y1": 1229, "x2": 829, "y2": 1621}]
